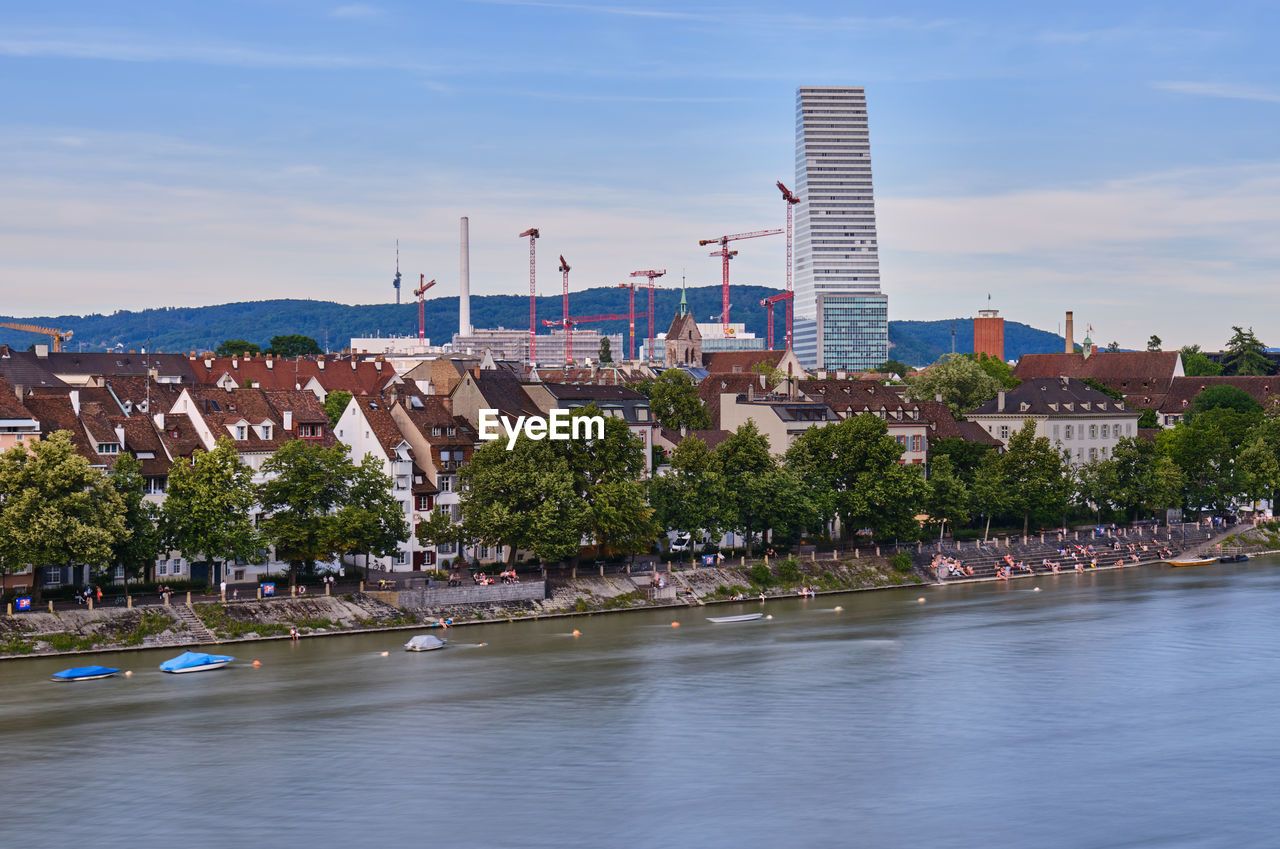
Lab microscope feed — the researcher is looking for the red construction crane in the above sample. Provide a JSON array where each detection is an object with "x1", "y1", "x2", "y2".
[
  {"x1": 543, "y1": 313, "x2": 628, "y2": 365},
  {"x1": 777, "y1": 181, "x2": 800, "y2": 349},
  {"x1": 628, "y1": 269, "x2": 666, "y2": 361},
  {"x1": 519, "y1": 228, "x2": 540, "y2": 361},
  {"x1": 698, "y1": 229, "x2": 781, "y2": 335},
  {"x1": 760, "y1": 291, "x2": 793, "y2": 350},
  {"x1": 414, "y1": 274, "x2": 436, "y2": 341}
]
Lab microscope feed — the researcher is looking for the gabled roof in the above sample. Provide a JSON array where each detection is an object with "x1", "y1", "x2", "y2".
[
  {"x1": 155, "y1": 413, "x2": 204, "y2": 460},
  {"x1": 799, "y1": 379, "x2": 920, "y2": 417},
  {"x1": 658, "y1": 427, "x2": 731, "y2": 451},
  {"x1": 698, "y1": 372, "x2": 773, "y2": 429},
  {"x1": 666, "y1": 311, "x2": 700, "y2": 341},
  {"x1": 0, "y1": 348, "x2": 67, "y2": 389},
  {"x1": 1013, "y1": 351, "x2": 1181, "y2": 392},
  {"x1": 702, "y1": 350, "x2": 784, "y2": 374},
  {"x1": 0, "y1": 377, "x2": 35, "y2": 420},
  {"x1": 187, "y1": 387, "x2": 335, "y2": 451},
  {"x1": 1157, "y1": 376, "x2": 1280, "y2": 414},
  {"x1": 21, "y1": 394, "x2": 98, "y2": 462},
  {"x1": 37, "y1": 352, "x2": 198, "y2": 382},
  {"x1": 188, "y1": 355, "x2": 399, "y2": 396},
  {"x1": 458, "y1": 369, "x2": 542, "y2": 420},
  {"x1": 913, "y1": 400, "x2": 1003, "y2": 446},
  {"x1": 541, "y1": 383, "x2": 647, "y2": 402},
  {"x1": 354, "y1": 397, "x2": 411, "y2": 457},
  {"x1": 968, "y1": 378, "x2": 1136, "y2": 417}
]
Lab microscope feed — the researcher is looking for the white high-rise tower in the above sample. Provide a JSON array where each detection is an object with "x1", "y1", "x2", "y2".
[{"x1": 792, "y1": 86, "x2": 888, "y2": 372}]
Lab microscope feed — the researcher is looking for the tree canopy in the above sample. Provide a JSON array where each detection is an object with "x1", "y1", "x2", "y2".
[
  {"x1": 215, "y1": 339, "x2": 261, "y2": 358},
  {"x1": 641, "y1": 369, "x2": 711, "y2": 431},
  {"x1": 267, "y1": 334, "x2": 323, "y2": 357},
  {"x1": 323, "y1": 389, "x2": 353, "y2": 428},
  {"x1": 161, "y1": 437, "x2": 262, "y2": 578},
  {"x1": 1222, "y1": 326, "x2": 1273, "y2": 376},
  {"x1": 0, "y1": 431, "x2": 128, "y2": 596},
  {"x1": 905, "y1": 353, "x2": 1002, "y2": 419}
]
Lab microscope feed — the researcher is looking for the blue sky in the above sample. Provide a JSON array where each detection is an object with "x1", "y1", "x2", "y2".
[{"x1": 3, "y1": 0, "x2": 1279, "y2": 350}]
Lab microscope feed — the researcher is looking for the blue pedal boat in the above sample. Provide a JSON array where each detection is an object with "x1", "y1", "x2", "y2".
[{"x1": 158, "y1": 651, "x2": 234, "y2": 674}]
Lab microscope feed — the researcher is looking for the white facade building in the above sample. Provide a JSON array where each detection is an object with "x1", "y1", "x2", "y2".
[{"x1": 791, "y1": 86, "x2": 888, "y2": 372}]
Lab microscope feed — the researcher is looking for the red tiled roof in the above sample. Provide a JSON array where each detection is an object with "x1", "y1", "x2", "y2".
[
  {"x1": 1157, "y1": 376, "x2": 1280, "y2": 414},
  {"x1": 21, "y1": 395, "x2": 97, "y2": 462},
  {"x1": 698, "y1": 373, "x2": 772, "y2": 429},
  {"x1": 1013, "y1": 351, "x2": 1180, "y2": 392},
  {"x1": 0, "y1": 377, "x2": 35, "y2": 420},
  {"x1": 189, "y1": 356, "x2": 398, "y2": 397},
  {"x1": 702, "y1": 350, "x2": 785, "y2": 374}
]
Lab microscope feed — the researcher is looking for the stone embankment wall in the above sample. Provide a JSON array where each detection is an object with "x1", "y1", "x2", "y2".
[{"x1": 395, "y1": 581, "x2": 547, "y2": 609}]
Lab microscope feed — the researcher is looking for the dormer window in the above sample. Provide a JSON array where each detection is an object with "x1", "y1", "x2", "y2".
[
  {"x1": 235, "y1": 425, "x2": 247, "y2": 441},
  {"x1": 431, "y1": 426, "x2": 442, "y2": 437},
  {"x1": 447, "y1": 426, "x2": 456, "y2": 437},
  {"x1": 261, "y1": 425, "x2": 273, "y2": 441},
  {"x1": 98, "y1": 442, "x2": 120, "y2": 455}
]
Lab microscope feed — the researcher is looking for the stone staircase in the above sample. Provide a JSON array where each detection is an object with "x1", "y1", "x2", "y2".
[
  {"x1": 171, "y1": 603, "x2": 218, "y2": 644},
  {"x1": 919, "y1": 527, "x2": 1188, "y2": 582}
]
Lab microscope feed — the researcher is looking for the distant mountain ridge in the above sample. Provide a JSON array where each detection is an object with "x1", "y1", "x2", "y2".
[{"x1": 0, "y1": 286, "x2": 1066, "y2": 366}]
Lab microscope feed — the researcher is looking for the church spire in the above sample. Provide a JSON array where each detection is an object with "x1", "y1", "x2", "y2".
[{"x1": 678, "y1": 273, "x2": 688, "y2": 317}]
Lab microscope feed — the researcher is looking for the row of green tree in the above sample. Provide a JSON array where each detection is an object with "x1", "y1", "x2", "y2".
[{"x1": 0, "y1": 433, "x2": 407, "y2": 598}]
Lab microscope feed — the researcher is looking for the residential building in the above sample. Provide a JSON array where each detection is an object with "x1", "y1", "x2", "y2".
[
  {"x1": 524, "y1": 383, "x2": 657, "y2": 475},
  {"x1": 966, "y1": 378, "x2": 1139, "y2": 465},
  {"x1": 791, "y1": 86, "x2": 888, "y2": 372},
  {"x1": 799, "y1": 379, "x2": 929, "y2": 466},
  {"x1": 718, "y1": 380, "x2": 840, "y2": 454},
  {"x1": 1156, "y1": 376, "x2": 1280, "y2": 428},
  {"x1": 0, "y1": 377, "x2": 39, "y2": 450}
]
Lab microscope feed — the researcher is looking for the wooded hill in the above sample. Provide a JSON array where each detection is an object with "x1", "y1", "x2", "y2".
[{"x1": 0, "y1": 285, "x2": 1065, "y2": 366}]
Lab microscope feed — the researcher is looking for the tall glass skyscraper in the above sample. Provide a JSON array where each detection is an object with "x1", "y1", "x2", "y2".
[{"x1": 791, "y1": 86, "x2": 888, "y2": 372}]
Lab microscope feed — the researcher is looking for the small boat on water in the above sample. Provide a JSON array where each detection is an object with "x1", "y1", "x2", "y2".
[
  {"x1": 1167, "y1": 556, "x2": 1217, "y2": 568},
  {"x1": 52, "y1": 666, "x2": 120, "y2": 682},
  {"x1": 158, "y1": 651, "x2": 234, "y2": 673},
  {"x1": 707, "y1": 613, "x2": 765, "y2": 624},
  {"x1": 1220, "y1": 553, "x2": 1250, "y2": 563},
  {"x1": 404, "y1": 634, "x2": 447, "y2": 652}
]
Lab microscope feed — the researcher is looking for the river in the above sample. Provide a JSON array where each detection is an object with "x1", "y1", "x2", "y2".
[{"x1": 4, "y1": 558, "x2": 1279, "y2": 848}]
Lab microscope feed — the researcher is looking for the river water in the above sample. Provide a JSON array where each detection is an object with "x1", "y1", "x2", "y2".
[{"x1": 4, "y1": 558, "x2": 1280, "y2": 848}]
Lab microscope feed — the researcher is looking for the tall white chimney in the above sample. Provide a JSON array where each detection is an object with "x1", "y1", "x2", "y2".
[{"x1": 459, "y1": 216, "x2": 472, "y2": 337}]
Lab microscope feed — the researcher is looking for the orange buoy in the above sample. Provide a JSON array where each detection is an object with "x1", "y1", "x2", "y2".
[
  {"x1": 252, "y1": 660, "x2": 262, "y2": 667},
  {"x1": 124, "y1": 670, "x2": 133, "y2": 677},
  {"x1": 917, "y1": 597, "x2": 926, "y2": 603},
  {"x1": 572, "y1": 629, "x2": 582, "y2": 637},
  {"x1": 671, "y1": 621, "x2": 680, "y2": 628}
]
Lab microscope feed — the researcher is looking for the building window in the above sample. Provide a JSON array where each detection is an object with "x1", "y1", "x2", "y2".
[
  {"x1": 438, "y1": 475, "x2": 452, "y2": 491},
  {"x1": 236, "y1": 425, "x2": 247, "y2": 441},
  {"x1": 158, "y1": 561, "x2": 167, "y2": 576},
  {"x1": 415, "y1": 495, "x2": 432, "y2": 511},
  {"x1": 1100, "y1": 424, "x2": 1109, "y2": 438},
  {"x1": 262, "y1": 425, "x2": 273, "y2": 441},
  {"x1": 1089, "y1": 447, "x2": 1098, "y2": 461},
  {"x1": 1089, "y1": 425, "x2": 1097, "y2": 439},
  {"x1": 1065, "y1": 425, "x2": 1073, "y2": 440},
  {"x1": 1053, "y1": 425, "x2": 1060, "y2": 441},
  {"x1": 999, "y1": 426, "x2": 1009, "y2": 440},
  {"x1": 394, "y1": 551, "x2": 407, "y2": 566},
  {"x1": 98, "y1": 442, "x2": 120, "y2": 455},
  {"x1": 910, "y1": 435, "x2": 922, "y2": 452},
  {"x1": 299, "y1": 423, "x2": 321, "y2": 438},
  {"x1": 447, "y1": 426, "x2": 456, "y2": 437},
  {"x1": 1127, "y1": 423, "x2": 1133, "y2": 435}
]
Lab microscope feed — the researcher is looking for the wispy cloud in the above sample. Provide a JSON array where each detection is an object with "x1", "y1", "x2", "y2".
[
  {"x1": 465, "y1": 0, "x2": 713, "y2": 21},
  {"x1": 1152, "y1": 80, "x2": 1280, "y2": 104},
  {"x1": 0, "y1": 30, "x2": 435, "y2": 72},
  {"x1": 330, "y1": 4, "x2": 384, "y2": 19}
]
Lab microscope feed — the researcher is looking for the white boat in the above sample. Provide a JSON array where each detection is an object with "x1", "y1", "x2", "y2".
[
  {"x1": 1167, "y1": 556, "x2": 1216, "y2": 568},
  {"x1": 707, "y1": 613, "x2": 765, "y2": 624},
  {"x1": 404, "y1": 634, "x2": 447, "y2": 652},
  {"x1": 158, "y1": 651, "x2": 234, "y2": 673}
]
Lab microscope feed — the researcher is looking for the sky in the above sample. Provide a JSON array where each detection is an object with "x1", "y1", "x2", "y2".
[{"x1": 2, "y1": 0, "x2": 1279, "y2": 350}]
